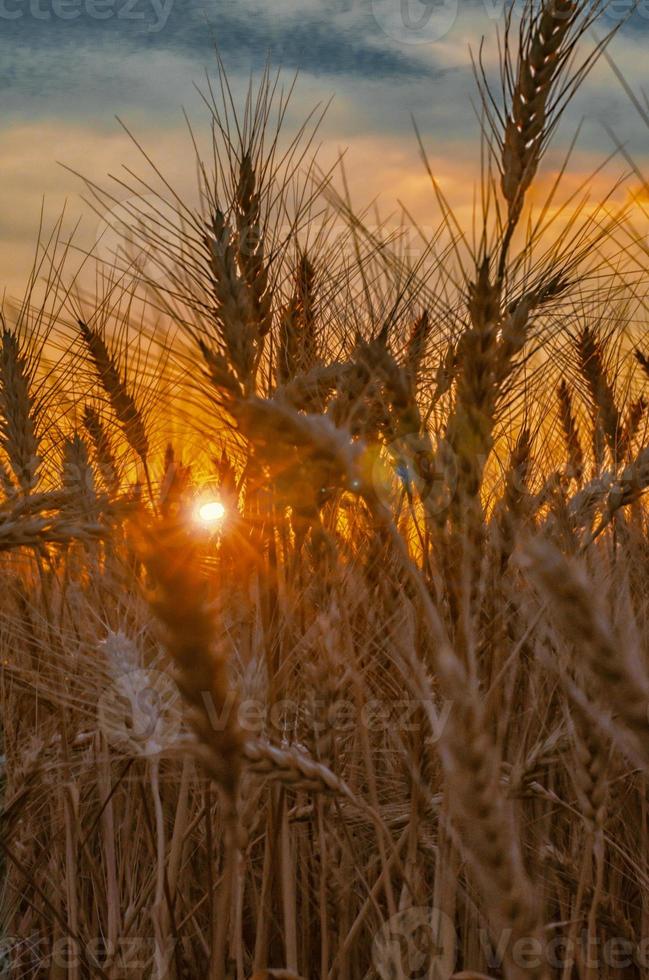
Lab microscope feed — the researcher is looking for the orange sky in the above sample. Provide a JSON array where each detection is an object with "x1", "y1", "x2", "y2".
[{"x1": 1, "y1": 4, "x2": 648, "y2": 301}]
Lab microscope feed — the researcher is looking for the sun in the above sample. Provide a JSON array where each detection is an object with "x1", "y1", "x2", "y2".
[{"x1": 196, "y1": 500, "x2": 226, "y2": 526}]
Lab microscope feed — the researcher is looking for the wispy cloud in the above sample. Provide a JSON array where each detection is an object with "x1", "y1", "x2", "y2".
[
  {"x1": 0, "y1": 0, "x2": 444, "y2": 98},
  {"x1": 0, "y1": 0, "x2": 646, "y2": 297}
]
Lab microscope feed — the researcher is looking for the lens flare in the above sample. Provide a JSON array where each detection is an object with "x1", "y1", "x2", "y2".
[{"x1": 196, "y1": 500, "x2": 226, "y2": 525}]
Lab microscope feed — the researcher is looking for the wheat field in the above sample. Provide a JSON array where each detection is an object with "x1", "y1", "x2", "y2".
[{"x1": 3, "y1": 2, "x2": 649, "y2": 978}]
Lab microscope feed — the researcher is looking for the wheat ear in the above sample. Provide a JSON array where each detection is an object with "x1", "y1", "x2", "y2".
[
  {"x1": 501, "y1": 0, "x2": 577, "y2": 230},
  {"x1": 522, "y1": 538, "x2": 649, "y2": 770},
  {"x1": 82, "y1": 405, "x2": 120, "y2": 495},
  {"x1": 557, "y1": 379, "x2": 584, "y2": 481},
  {"x1": 61, "y1": 434, "x2": 97, "y2": 520},
  {"x1": 78, "y1": 320, "x2": 149, "y2": 467},
  {"x1": 277, "y1": 253, "x2": 318, "y2": 385},
  {"x1": 136, "y1": 516, "x2": 243, "y2": 797},
  {"x1": 235, "y1": 152, "x2": 273, "y2": 340},
  {"x1": 0, "y1": 329, "x2": 41, "y2": 494},
  {"x1": 576, "y1": 326, "x2": 620, "y2": 463},
  {"x1": 136, "y1": 515, "x2": 242, "y2": 979}
]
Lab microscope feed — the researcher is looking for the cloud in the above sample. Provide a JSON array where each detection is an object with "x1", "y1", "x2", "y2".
[
  {"x1": 0, "y1": 0, "x2": 647, "y2": 298},
  {"x1": 0, "y1": 0, "x2": 446, "y2": 97}
]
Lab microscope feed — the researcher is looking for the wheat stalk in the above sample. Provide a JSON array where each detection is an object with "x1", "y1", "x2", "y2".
[
  {"x1": 501, "y1": 0, "x2": 578, "y2": 232},
  {"x1": 82, "y1": 405, "x2": 120, "y2": 495},
  {"x1": 78, "y1": 320, "x2": 149, "y2": 466},
  {"x1": 0, "y1": 329, "x2": 41, "y2": 495},
  {"x1": 522, "y1": 538, "x2": 649, "y2": 770},
  {"x1": 576, "y1": 326, "x2": 620, "y2": 463},
  {"x1": 557, "y1": 379, "x2": 584, "y2": 481}
]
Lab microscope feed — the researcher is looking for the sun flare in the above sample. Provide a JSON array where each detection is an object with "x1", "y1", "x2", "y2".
[{"x1": 196, "y1": 500, "x2": 226, "y2": 525}]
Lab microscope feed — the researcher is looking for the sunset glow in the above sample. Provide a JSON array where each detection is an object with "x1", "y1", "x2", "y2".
[
  {"x1": 6, "y1": 1, "x2": 649, "y2": 975},
  {"x1": 196, "y1": 500, "x2": 226, "y2": 525}
]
